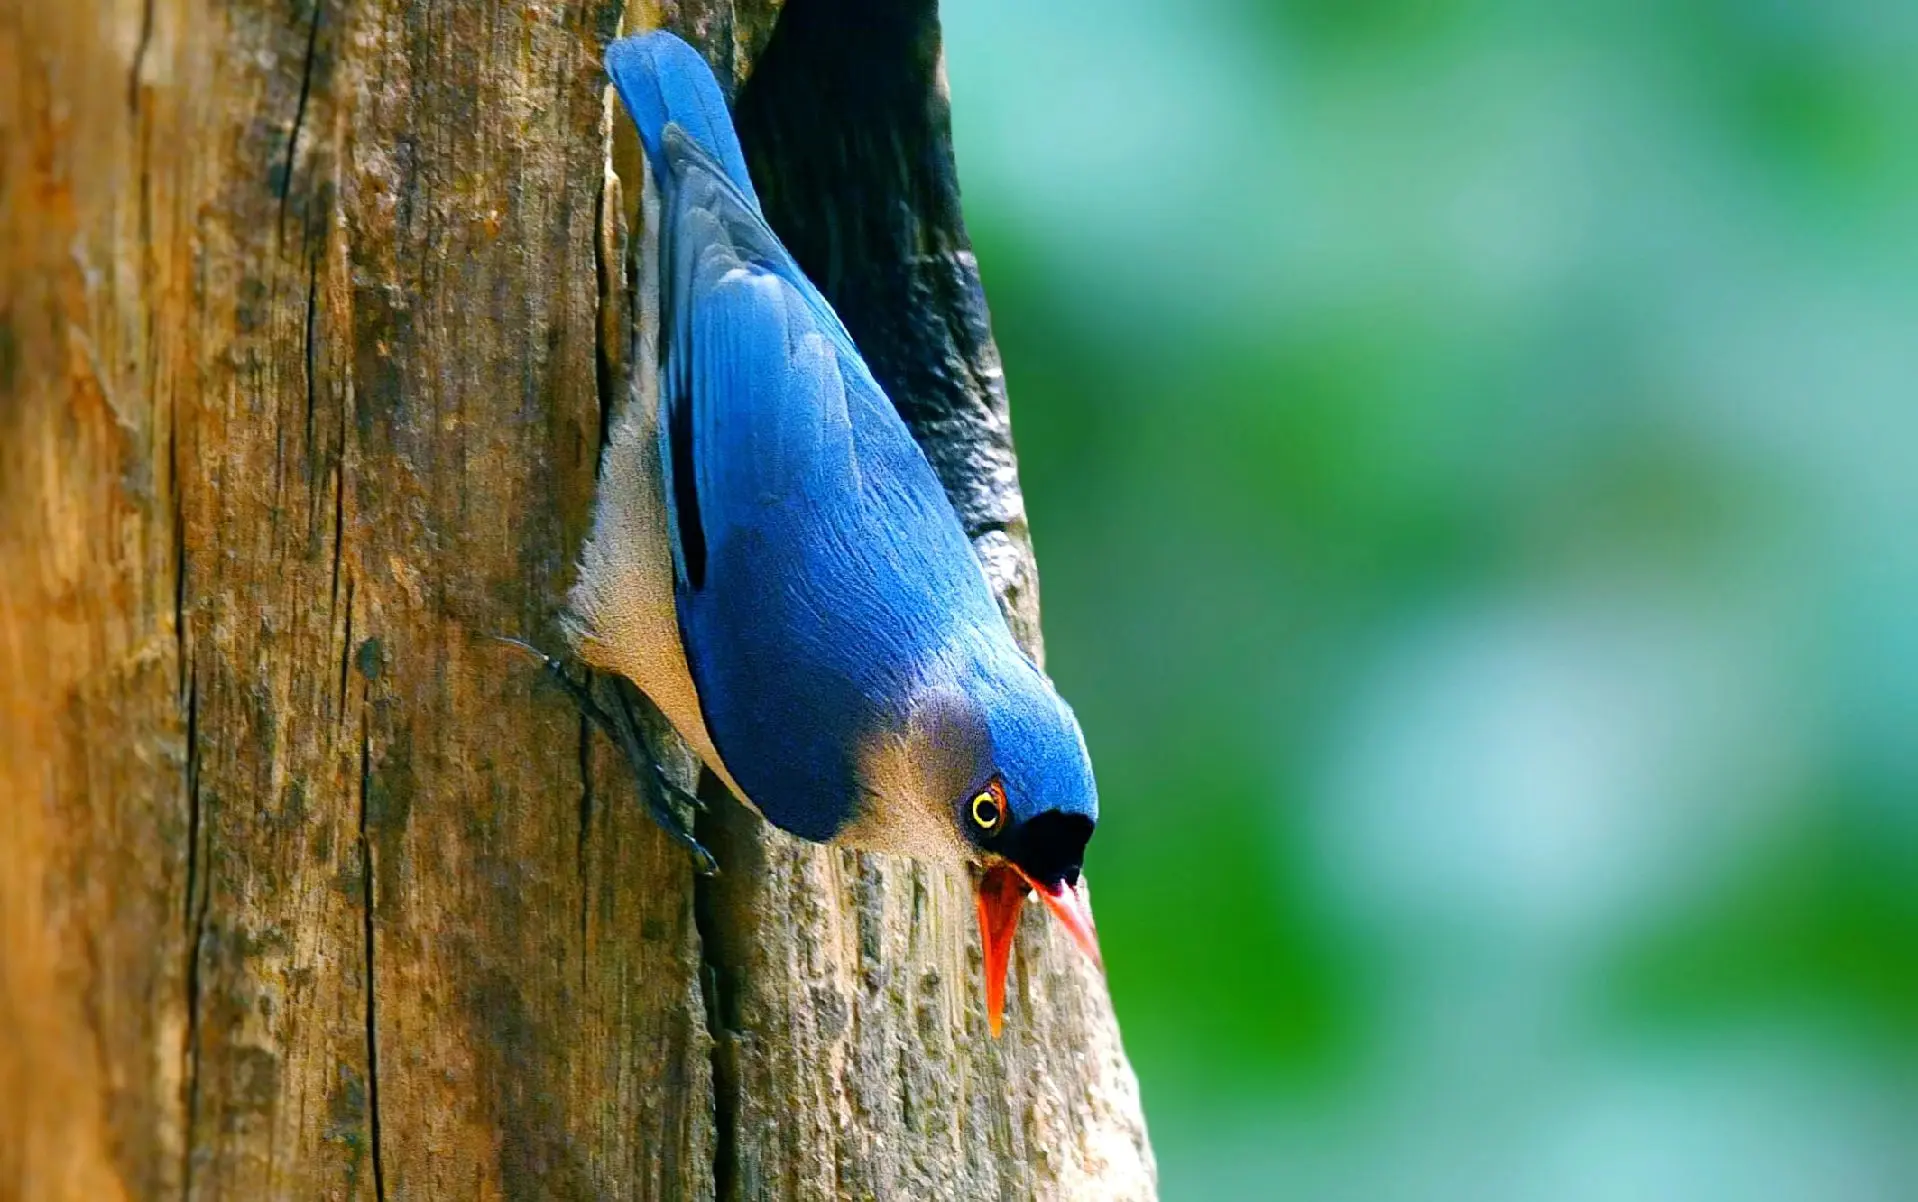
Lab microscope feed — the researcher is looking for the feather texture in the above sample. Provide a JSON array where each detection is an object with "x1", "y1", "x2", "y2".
[{"x1": 587, "y1": 31, "x2": 1097, "y2": 863}]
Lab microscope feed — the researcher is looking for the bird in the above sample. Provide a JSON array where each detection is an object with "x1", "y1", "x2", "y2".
[{"x1": 557, "y1": 29, "x2": 1100, "y2": 1036}]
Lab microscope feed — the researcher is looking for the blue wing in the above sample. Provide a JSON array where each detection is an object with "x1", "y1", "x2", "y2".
[
  {"x1": 656, "y1": 136, "x2": 1005, "y2": 842},
  {"x1": 605, "y1": 33, "x2": 755, "y2": 202}
]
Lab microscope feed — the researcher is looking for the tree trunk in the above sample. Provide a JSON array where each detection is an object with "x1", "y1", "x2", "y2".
[{"x1": 0, "y1": 0, "x2": 1154, "y2": 1198}]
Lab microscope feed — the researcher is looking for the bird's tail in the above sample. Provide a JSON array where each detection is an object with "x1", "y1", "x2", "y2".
[{"x1": 604, "y1": 32, "x2": 756, "y2": 200}]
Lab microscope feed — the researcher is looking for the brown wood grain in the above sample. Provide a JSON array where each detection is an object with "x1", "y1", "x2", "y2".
[{"x1": 0, "y1": 0, "x2": 1154, "y2": 1197}]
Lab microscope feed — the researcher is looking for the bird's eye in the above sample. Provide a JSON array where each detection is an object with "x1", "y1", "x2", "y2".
[{"x1": 969, "y1": 782, "x2": 1007, "y2": 834}]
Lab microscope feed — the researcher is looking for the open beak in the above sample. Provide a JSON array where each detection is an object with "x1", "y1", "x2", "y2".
[{"x1": 975, "y1": 862, "x2": 1103, "y2": 1036}]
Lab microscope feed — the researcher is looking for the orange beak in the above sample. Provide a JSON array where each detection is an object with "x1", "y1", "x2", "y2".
[{"x1": 975, "y1": 862, "x2": 1103, "y2": 1036}]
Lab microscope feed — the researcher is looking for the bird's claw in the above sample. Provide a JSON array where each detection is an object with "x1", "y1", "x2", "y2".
[
  {"x1": 494, "y1": 633, "x2": 718, "y2": 875},
  {"x1": 647, "y1": 757, "x2": 707, "y2": 812},
  {"x1": 640, "y1": 780, "x2": 719, "y2": 874}
]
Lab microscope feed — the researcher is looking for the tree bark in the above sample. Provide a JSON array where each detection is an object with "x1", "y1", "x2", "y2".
[{"x1": 0, "y1": 0, "x2": 1154, "y2": 1198}]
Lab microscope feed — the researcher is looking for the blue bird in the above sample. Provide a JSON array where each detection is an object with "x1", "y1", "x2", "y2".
[{"x1": 561, "y1": 31, "x2": 1100, "y2": 1033}]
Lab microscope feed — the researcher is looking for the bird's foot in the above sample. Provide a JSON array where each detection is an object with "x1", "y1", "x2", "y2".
[
  {"x1": 492, "y1": 636, "x2": 718, "y2": 876},
  {"x1": 606, "y1": 677, "x2": 719, "y2": 876}
]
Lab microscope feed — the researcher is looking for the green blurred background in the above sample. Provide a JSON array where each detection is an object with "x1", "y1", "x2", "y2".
[{"x1": 940, "y1": 1, "x2": 1918, "y2": 1197}]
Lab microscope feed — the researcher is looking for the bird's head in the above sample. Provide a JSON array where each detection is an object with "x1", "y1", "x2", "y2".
[
  {"x1": 963, "y1": 656, "x2": 1100, "y2": 1036},
  {"x1": 853, "y1": 643, "x2": 1100, "y2": 1034}
]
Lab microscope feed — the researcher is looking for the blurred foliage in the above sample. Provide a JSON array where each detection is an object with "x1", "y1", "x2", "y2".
[
  {"x1": 943, "y1": 0, "x2": 1918, "y2": 1197},
  {"x1": 1609, "y1": 801, "x2": 1918, "y2": 1042}
]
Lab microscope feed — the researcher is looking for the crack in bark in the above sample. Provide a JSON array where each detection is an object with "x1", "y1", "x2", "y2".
[
  {"x1": 337, "y1": 578, "x2": 355, "y2": 720},
  {"x1": 180, "y1": 664, "x2": 204, "y2": 1198},
  {"x1": 278, "y1": 1, "x2": 322, "y2": 234},
  {"x1": 128, "y1": 0, "x2": 154, "y2": 112},
  {"x1": 171, "y1": 339, "x2": 201, "y2": 1193},
  {"x1": 576, "y1": 711, "x2": 593, "y2": 987},
  {"x1": 328, "y1": 460, "x2": 345, "y2": 618},
  {"x1": 277, "y1": 0, "x2": 324, "y2": 242},
  {"x1": 304, "y1": 258, "x2": 319, "y2": 494},
  {"x1": 689, "y1": 805, "x2": 736, "y2": 1202},
  {"x1": 582, "y1": 41, "x2": 623, "y2": 1008},
  {"x1": 591, "y1": 142, "x2": 620, "y2": 464},
  {"x1": 170, "y1": 371, "x2": 187, "y2": 685},
  {"x1": 357, "y1": 724, "x2": 388, "y2": 1202}
]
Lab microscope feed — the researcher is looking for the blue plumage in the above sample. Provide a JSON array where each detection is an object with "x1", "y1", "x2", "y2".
[
  {"x1": 597, "y1": 33, "x2": 1099, "y2": 997},
  {"x1": 605, "y1": 36, "x2": 756, "y2": 204}
]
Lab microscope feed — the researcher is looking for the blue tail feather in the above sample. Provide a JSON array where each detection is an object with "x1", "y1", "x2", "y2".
[{"x1": 605, "y1": 32, "x2": 757, "y2": 202}]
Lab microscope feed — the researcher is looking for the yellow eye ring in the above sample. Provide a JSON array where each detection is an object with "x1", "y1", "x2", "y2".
[{"x1": 970, "y1": 782, "x2": 1007, "y2": 833}]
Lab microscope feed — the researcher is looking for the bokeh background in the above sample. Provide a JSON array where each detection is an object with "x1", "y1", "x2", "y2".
[{"x1": 940, "y1": 2, "x2": 1918, "y2": 1198}]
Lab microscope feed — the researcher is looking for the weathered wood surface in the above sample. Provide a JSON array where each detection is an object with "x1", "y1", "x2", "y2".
[{"x1": 0, "y1": 0, "x2": 1154, "y2": 1196}]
